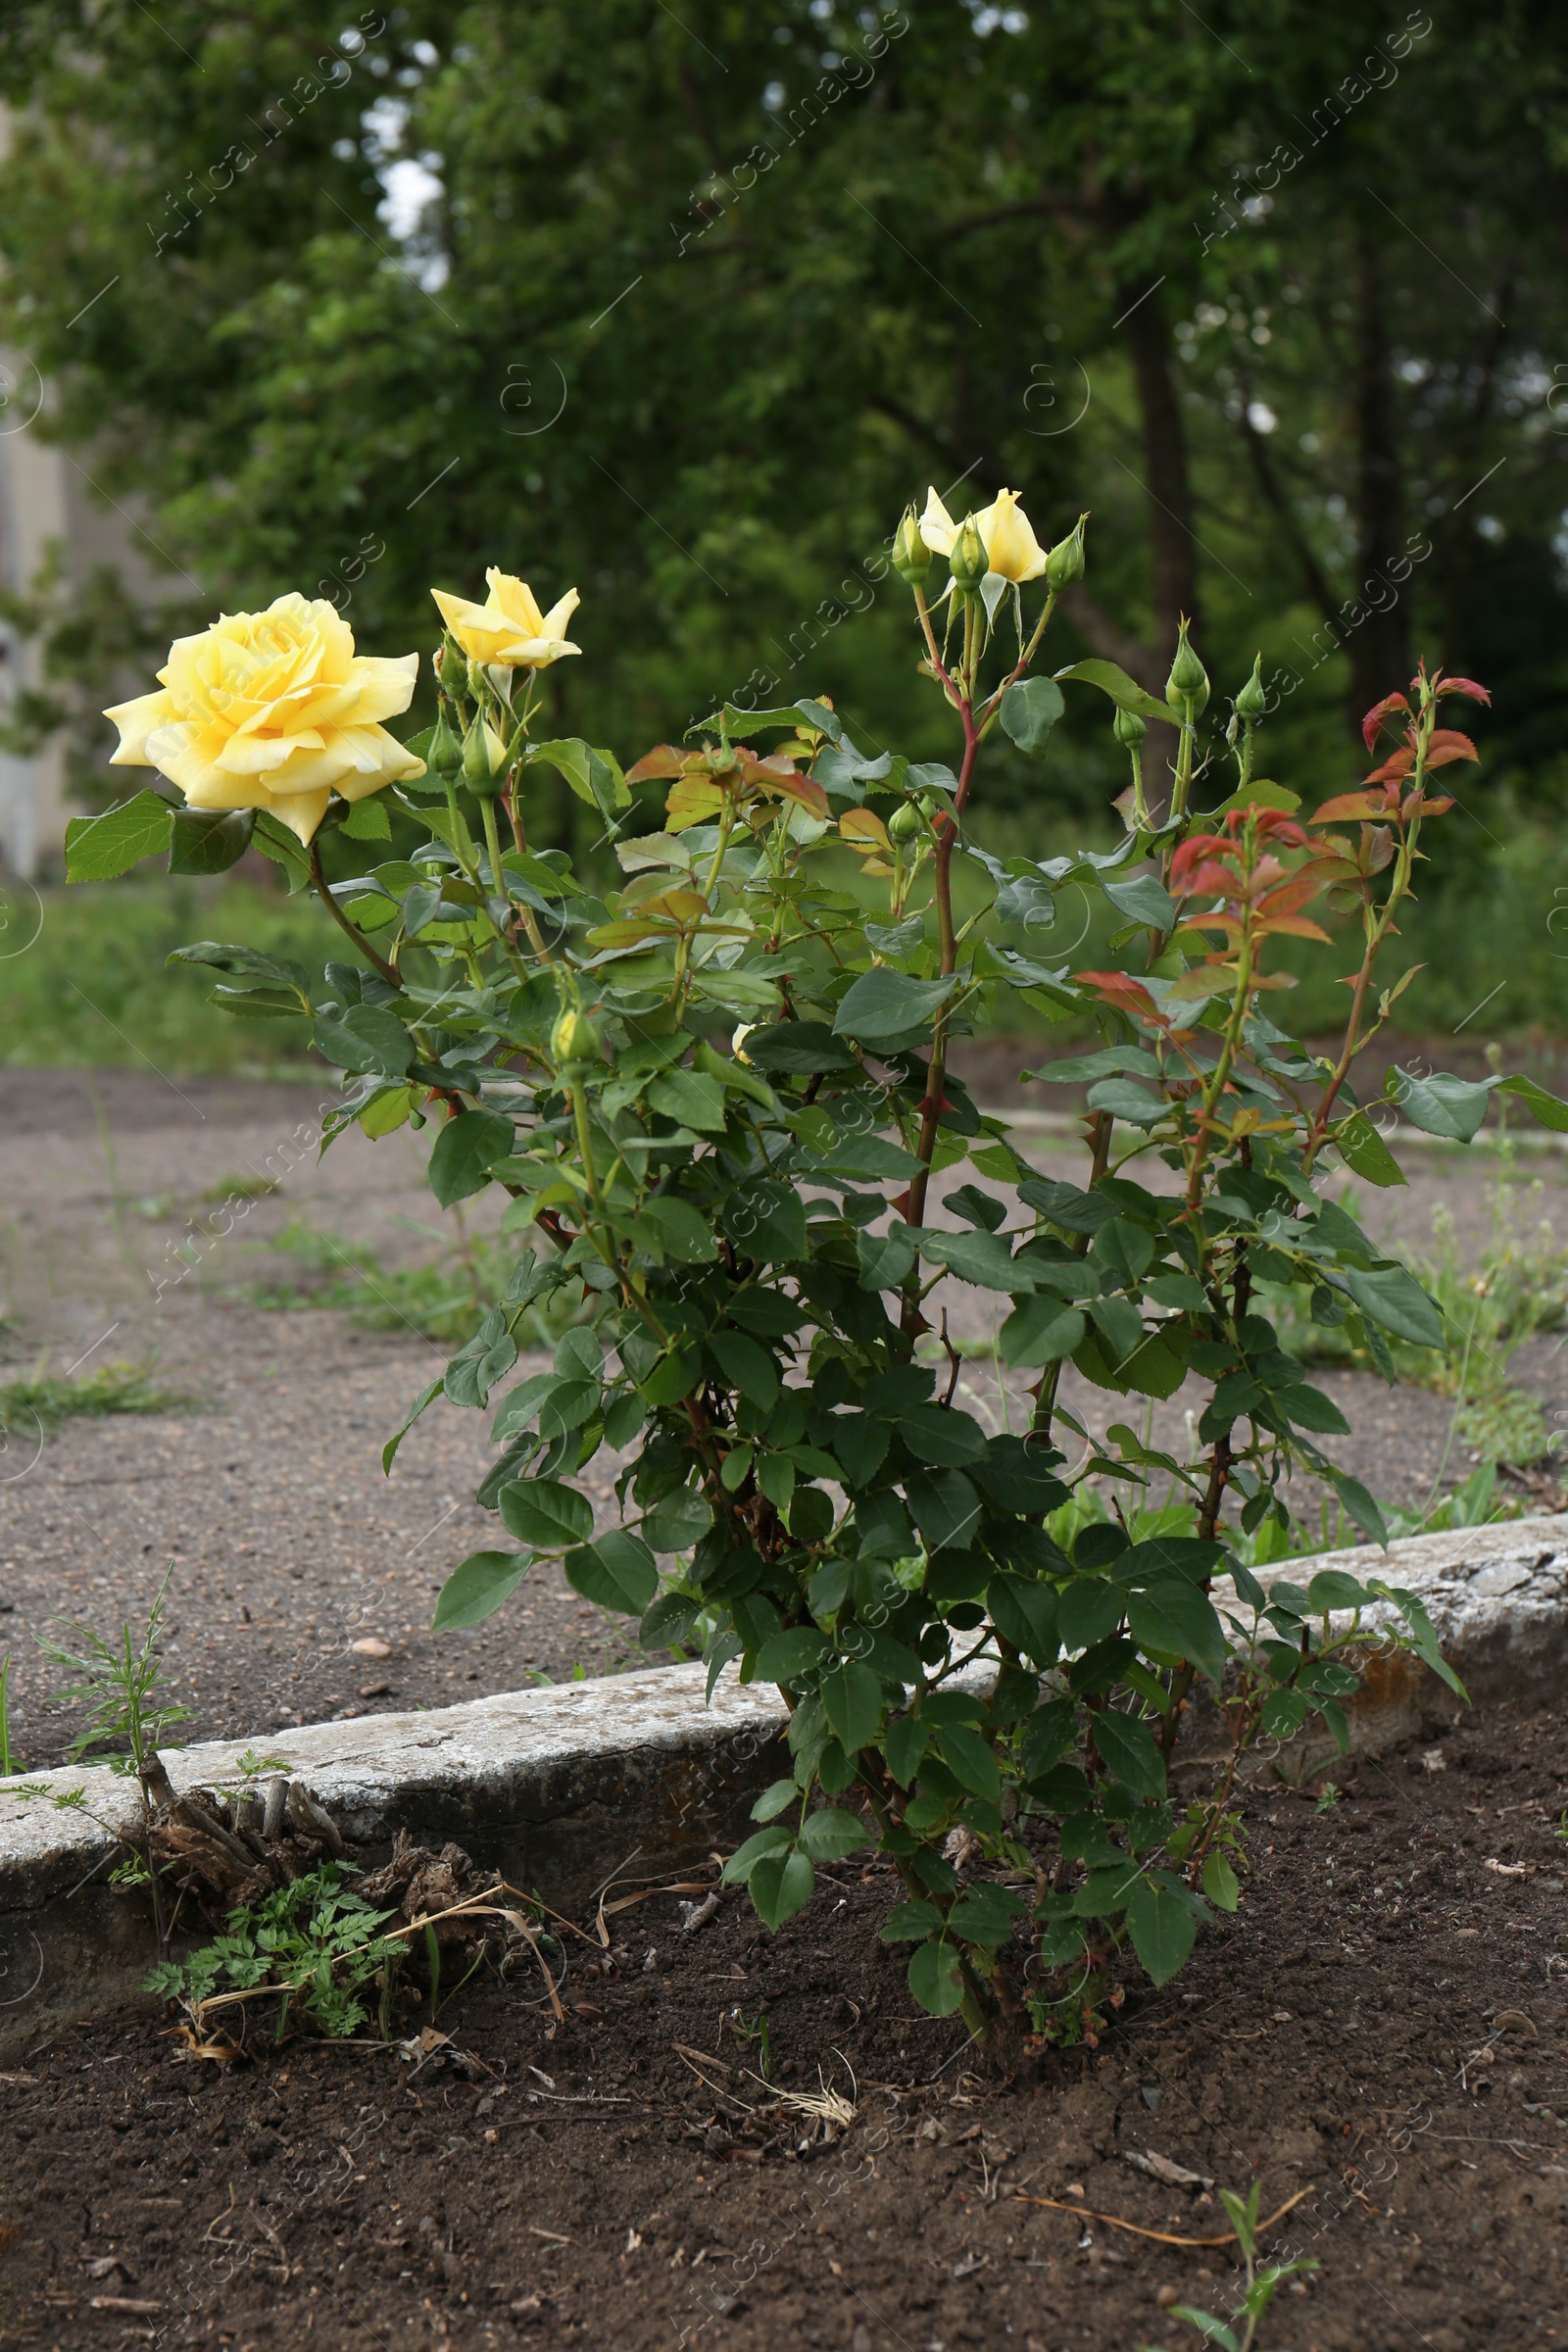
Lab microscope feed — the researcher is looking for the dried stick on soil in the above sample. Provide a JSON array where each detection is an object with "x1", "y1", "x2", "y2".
[{"x1": 1013, "y1": 2183, "x2": 1313, "y2": 2248}]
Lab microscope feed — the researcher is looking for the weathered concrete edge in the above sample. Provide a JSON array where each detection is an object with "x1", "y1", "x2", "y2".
[{"x1": 1, "y1": 1517, "x2": 1563, "y2": 2053}]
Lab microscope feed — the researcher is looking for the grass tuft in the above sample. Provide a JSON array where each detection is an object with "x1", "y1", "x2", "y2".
[{"x1": 0, "y1": 1359, "x2": 199, "y2": 1439}]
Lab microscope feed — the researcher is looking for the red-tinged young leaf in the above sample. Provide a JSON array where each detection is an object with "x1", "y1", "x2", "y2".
[
  {"x1": 1255, "y1": 914, "x2": 1333, "y2": 943},
  {"x1": 1422, "y1": 731, "x2": 1478, "y2": 769},
  {"x1": 1437, "y1": 675, "x2": 1491, "y2": 706},
  {"x1": 1315, "y1": 788, "x2": 1397, "y2": 821},
  {"x1": 840, "y1": 808, "x2": 892, "y2": 850},
  {"x1": 769, "y1": 769, "x2": 831, "y2": 819},
  {"x1": 1256, "y1": 875, "x2": 1329, "y2": 921},
  {"x1": 1075, "y1": 971, "x2": 1163, "y2": 1021},
  {"x1": 625, "y1": 743, "x2": 691, "y2": 782},
  {"x1": 1361, "y1": 689, "x2": 1411, "y2": 751},
  {"x1": 1365, "y1": 746, "x2": 1416, "y2": 784}
]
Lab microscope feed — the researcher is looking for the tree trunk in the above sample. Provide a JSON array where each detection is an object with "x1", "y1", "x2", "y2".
[
  {"x1": 1116, "y1": 276, "x2": 1200, "y2": 808},
  {"x1": 1349, "y1": 222, "x2": 1411, "y2": 729},
  {"x1": 1117, "y1": 276, "x2": 1200, "y2": 664}
]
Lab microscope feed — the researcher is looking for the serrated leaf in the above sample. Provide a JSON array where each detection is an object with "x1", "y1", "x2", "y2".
[
  {"x1": 1054, "y1": 659, "x2": 1184, "y2": 728},
  {"x1": 749, "y1": 1847, "x2": 815, "y2": 1930},
  {"x1": 1092, "y1": 1708, "x2": 1167, "y2": 1799},
  {"x1": 169, "y1": 805, "x2": 256, "y2": 875},
  {"x1": 832, "y1": 966, "x2": 956, "y2": 1045},
  {"x1": 564, "y1": 1529, "x2": 659, "y2": 1614},
  {"x1": 64, "y1": 788, "x2": 173, "y2": 881},
  {"x1": 427, "y1": 1107, "x2": 514, "y2": 1206},
  {"x1": 498, "y1": 1477, "x2": 594, "y2": 1551},
  {"x1": 798, "y1": 1805, "x2": 869, "y2": 1860},
  {"x1": 432, "y1": 1550, "x2": 530, "y2": 1631},
  {"x1": 1127, "y1": 1580, "x2": 1228, "y2": 1685},
  {"x1": 986, "y1": 1576, "x2": 1059, "y2": 1668},
  {"x1": 709, "y1": 1329, "x2": 781, "y2": 1411},
  {"x1": 1340, "y1": 1262, "x2": 1444, "y2": 1348},
  {"x1": 1334, "y1": 1112, "x2": 1407, "y2": 1188},
  {"x1": 643, "y1": 1484, "x2": 714, "y2": 1554},
  {"x1": 1201, "y1": 1851, "x2": 1241, "y2": 1912},
  {"x1": 907, "y1": 1939, "x2": 966, "y2": 2017},
  {"x1": 1389, "y1": 1066, "x2": 1492, "y2": 1143},
  {"x1": 998, "y1": 675, "x2": 1066, "y2": 755},
  {"x1": 756, "y1": 1626, "x2": 830, "y2": 1683},
  {"x1": 1124, "y1": 1872, "x2": 1200, "y2": 1986},
  {"x1": 820, "y1": 1660, "x2": 882, "y2": 1755}
]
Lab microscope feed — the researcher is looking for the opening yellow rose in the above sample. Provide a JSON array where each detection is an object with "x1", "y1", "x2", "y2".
[
  {"x1": 917, "y1": 485, "x2": 1049, "y2": 585},
  {"x1": 103, "y1": 593, "x2": 426, "y2": 847},
  {"x1": 431, "y1": 567, "x2": 581, "y2": 669}
]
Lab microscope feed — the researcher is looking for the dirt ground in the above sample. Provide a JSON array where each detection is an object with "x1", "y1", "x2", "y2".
[
  {"x1": 2, "y1": 1062, "x2": 1567, "y2": 1767},
  {"x1": 3, "y1": 1696, "x2": 1566, "y2": 2349}
]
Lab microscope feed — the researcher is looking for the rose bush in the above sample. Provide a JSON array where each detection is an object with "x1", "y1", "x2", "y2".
[{"x1": 72, "y1": 489, "x2": 1557, "y2": 2040}]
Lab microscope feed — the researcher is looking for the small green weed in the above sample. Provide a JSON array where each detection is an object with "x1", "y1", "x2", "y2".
[
  {"x1": 32, "y1": 1565, "x2": 189, "y2": 1787},
  {"x1": 199, "y1": 1171, "x2": 281, "y2": 1203},
  {"x1": 1140, "y1": 2180, "x2": 1318, "y2": 2352},
  {"x1": 0, "y1": 1359, "x2": 198, "y2": 1440},
  {"x1": 245, "y1": 1216, "x2": 585, "y2": 1349},
  {"x1": 145, "y1": 1862, "x2": 401, "y2": 2040}
]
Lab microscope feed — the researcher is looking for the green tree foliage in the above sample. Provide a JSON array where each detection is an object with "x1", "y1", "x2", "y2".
[{"x1": 2, "y1": 0, "x2": 1567, "y2": 821}]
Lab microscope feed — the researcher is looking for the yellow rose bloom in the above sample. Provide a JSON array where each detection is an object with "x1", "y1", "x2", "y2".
[
  {"x1": 916, "y1": 485, "x2": 1049, "y2": 585},
  {"x1": 430, "y1": 567, "x2": 581, "y2": 669},
  {"x1": 102, "y1": 593, "x2": 425, "y2": 847}
]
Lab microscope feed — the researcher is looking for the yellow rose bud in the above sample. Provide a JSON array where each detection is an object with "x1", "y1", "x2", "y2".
[
  {"x1": 460, "y1": 712, "x2": 510, "y2": 794},
  {"x1": 431, "y1": 567, "x2": 581, "y2": 670},
  {"x1": 552, "y1": 1005, "x2": 600, "y2": 1067},
  {"x1": 102, "y1": 593, "x2": 425, "y2": 848},
  {"x1": 732, "y1": 1022, "x2": 756, "y2": 1063},
  {"x1": 974, "y1": 487, "x2": 1049, "y2": 585}
]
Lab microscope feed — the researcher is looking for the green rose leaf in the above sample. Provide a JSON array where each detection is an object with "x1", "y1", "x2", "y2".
[
  {"x1": 1334, "y1": 1112, "x2": 1407, "y2": 1188},
  {"x1": 819, "y1": 1660, "x2": 882, "y2": 1755},
  {"x1": 1339, "y1": 1262, "x2": 1444, "y2": 1349},
  {"x1": 498, "y1": 1477, "x2": 594, "y2": 1551},
  {"x1": 64, "y1": 789, "x2": 174, "y2": 881},
  {"x1": 907, "y1": 1939, "x2": 966, "y2": 2017},
  {"x1": 832, "y1": 967, "x2": 957, "y2": 1045},
  {"x1": 428, "y1": 1107, "x2": 515, "y2": 1206},
  {"x1": 998, "y1": 675, "x2": 1066, "y2": 755},
  {"x1": 749, "y1": 1847, "x2": 815, "y2": 1931},
  {"x1": 564, "y1": 1529, "x2": 659, "y2": 1614},
  {"x1": 644, "y1": 1484, "x2": 714, "y2": 1554},
  {"x1": 432, "y1": 1549, "x2": 531, "y2": 1631},
  {"x1": 1124, "y1": 1871, "x2": 1203, "y2": 1987},
  {"x1": 169, "y1": 806, "x2": 256, "y2": 876}
]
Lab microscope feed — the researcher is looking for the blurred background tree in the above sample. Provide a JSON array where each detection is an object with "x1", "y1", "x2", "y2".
[{"x1": 1, "y1": 0, "x2": 1565, "y2": 855}]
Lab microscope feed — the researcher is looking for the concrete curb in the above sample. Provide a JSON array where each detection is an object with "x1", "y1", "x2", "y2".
[{"x1": 2, "y1": 1517, "x2": 1564, "y2": 2053}]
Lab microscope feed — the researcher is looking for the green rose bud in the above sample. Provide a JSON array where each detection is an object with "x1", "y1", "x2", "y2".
[
  {"x1": 551, "y1": 1005, "x2": 600, "y2": 1068},
  {"x1": 892, "y1": 506, "x2": 931, "y2": 587},
  {"x1": 1112, "y1": 705, "x2": 1147, "y2": 750},
  {"x1": 887, "y1": 800, "x2": 923, "y2": 843},
  {"x1": 949, "y1": 514, "x2": 988, "y2": 600},
  {"x1": 428, "y1": 702, "x2": 464, "y2": 775},
  {"x1": 1165, "y1": 618, "x2": 1209, "y2": 715},
  {"x1": 1235, "y1": 654, "x2": 1267, "y2": 723},
  {"x1": 1045, "y1": 513, "x2": 1087, "y2": 593}
]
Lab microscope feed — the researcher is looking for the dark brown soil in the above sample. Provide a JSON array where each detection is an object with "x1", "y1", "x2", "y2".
[{"x1": 5, "y1": 1699, "x2": 1567, "y2": 2350}]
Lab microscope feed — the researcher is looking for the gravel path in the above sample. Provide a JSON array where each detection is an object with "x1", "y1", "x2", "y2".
[{"x1": 1, "y1": 1066, "x2": 1564, "y2": 1768}]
